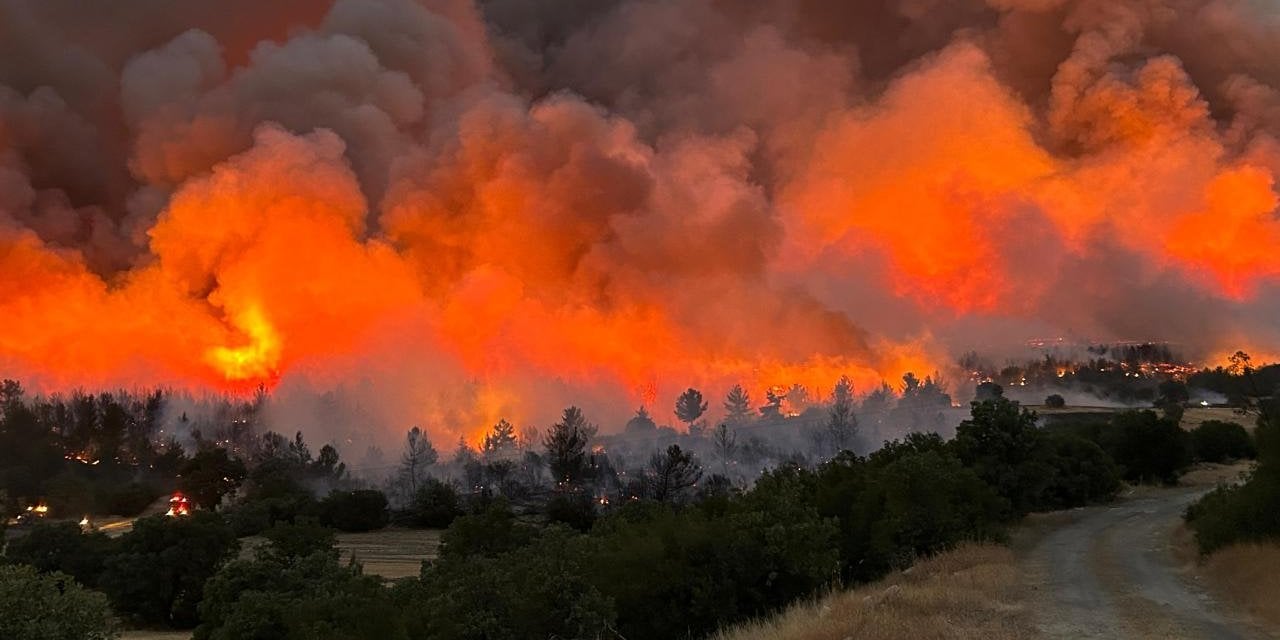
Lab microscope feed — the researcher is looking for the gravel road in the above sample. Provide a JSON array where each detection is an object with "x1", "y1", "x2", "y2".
[{"x1": 1025, "y1": 486, "x2": 1274, "y2": 639}]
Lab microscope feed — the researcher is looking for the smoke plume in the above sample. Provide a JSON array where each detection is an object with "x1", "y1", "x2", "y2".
[{"x1": 2, "y1": 0, "x2": 1279, "y2": 443}]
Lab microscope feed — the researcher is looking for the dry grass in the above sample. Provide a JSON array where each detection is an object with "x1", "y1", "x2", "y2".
[
  {"x1": 336, "y1": 528, "x2": 441, "y2": 579},
  {"x1": 120, "y1": 631, "x2": 191, "y2": 639},
  {"x1": 1179, "y1": 407, "x2": 1251, "y2": 431},
  {"x1": 1198, "y1": 542, "x2": 1280, "y2": 628},
  {"x1": 713, "y1": 544, "x2": 1031, "y2": 640}
]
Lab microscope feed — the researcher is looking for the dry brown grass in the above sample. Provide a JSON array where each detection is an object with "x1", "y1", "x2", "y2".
[
  {"x1": 1179, "y1": 407, "x2": 1251, "y2": 431},
  {"x1": 336, "y1": 528, "x2": 441, "y2": 579},
  {"x1": 713, "y1": 544, "x2": 1031, "y2": 640},
  {"x1": 120, "y1": 631, "x2": 191, "y2": 639},
  {"x1": 1198, "y1": 542, "x2": 1280, "y2": 628}
]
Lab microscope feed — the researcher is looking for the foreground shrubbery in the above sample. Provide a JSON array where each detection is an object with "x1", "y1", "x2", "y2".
[
  {"x1": 1189, "y1": 420, "x2": 1256, "y2": 463},
  {"x1": 1187, "y1": 407, "x2": 1279, "y2": 553},
  {"x1": 0, "y1": 564, "x2": 117, "y2": 640}
]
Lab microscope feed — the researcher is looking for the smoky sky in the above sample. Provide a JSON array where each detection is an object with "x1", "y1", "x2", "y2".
[{"x1": 2, "y1": 0, "x2": 1279, "y2": 441}]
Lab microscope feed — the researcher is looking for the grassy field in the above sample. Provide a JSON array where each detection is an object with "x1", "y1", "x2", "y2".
[
  {"x1": 240, "y1": 527, "x2": 442, "y2": 580},
  {"x1": 1198, "y1": 543, "x2": 1280, "y2": 628},
  {"x1": 713, "y1": 544, "x2": 1031, "y2": 640},
  {"x1": 335, "y1": 528, "x2": 442, "y2": 580}
]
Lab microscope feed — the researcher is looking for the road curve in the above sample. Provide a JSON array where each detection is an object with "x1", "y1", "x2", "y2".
[{"x1": 1024, "y1": 486, "x2": 1274, "y2": 640}]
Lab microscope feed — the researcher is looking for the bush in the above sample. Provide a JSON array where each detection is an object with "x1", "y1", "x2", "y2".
[
  {"x1": 850, "y1": 450, "x2": 1008, "y2": 574},
  {"x1": 98, "y1": 512, "x2": 239, "y2": 627},
  {"x1": 1186, "y1": 468, "x2": 1280, "y2": 553},
  {"x1": 953, "y1": 399, "x2": 1051, "y2": 514},
  {"x1": 546, "y1": 491, "x2": 597, "y2": 531},
  {"x1": 196, "y1": 551, "x2": 405, "y2": 640},
  {"x1": 1106, "y1": 410, "x2": 1191, "y2": 485},
  {"x1": 1036, "y1": 434, "x2": 1121, "y2": 508},
  {"x1": 404, "y1": 528, "x2": 612, "y2": 640},
  {"x1": 1190, "y1": 421, "x2": 1256, "y2": 463},
  {"x1": 405, "y1": 478, "x2": 462, "y2": 529},
  {"x1": 0, "y1": 565, "x2": 117, "y2": 640},
  {"x1": 2, "y1": 521, "x2": 114, "y2": 588},
  {"x1": 317, "y1": 489, "x2": 388, "y2": 532},
  {"x1": 1045, "y1": 394, "x2": 1066, "y2": 408},
  {"x1": 261, "y1": 518, "x2": 336, "y2": 559}
]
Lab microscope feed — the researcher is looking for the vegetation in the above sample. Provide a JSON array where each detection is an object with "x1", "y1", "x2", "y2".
[
  {"x1": 0, "y1": 565, "x2": 118, "y2": 640},
  {"x1": 1186, "y1": 398, "x2": 1280, "y2": 553},
  {"x1": 0, "y1": 361, "x2": 1266, "y2": 637},
  {"x1": 1189, "y1": 420, "x2": 1256, "y2": 463}
]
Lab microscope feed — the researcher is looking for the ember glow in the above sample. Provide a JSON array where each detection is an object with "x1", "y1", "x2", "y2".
[{"x1": 2, "y1": 0, "x2": 1280, "y2": 441}]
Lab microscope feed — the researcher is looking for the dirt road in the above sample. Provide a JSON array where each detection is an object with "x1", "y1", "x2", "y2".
[{"x1": 1024, "y1": 485, "x2": 1273, "y2": 639}]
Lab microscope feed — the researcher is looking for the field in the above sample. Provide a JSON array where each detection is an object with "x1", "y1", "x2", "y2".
[
  {"x1": 240, "y1": 527, "x2": 442, "y2": 580},
  {"x1": 335, "y1": 528, "x2": 442, "y2": 579},
  {"x1": 713, "y1": 544, "x2": 1031, "y2": 640},
  {"x1": 1197, "y1": 543, "x2": 1280, "y2": 628}
]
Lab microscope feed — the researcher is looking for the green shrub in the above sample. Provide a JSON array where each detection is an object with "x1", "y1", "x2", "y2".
[
  {"x1": 196, "y1": 551, "x2": 404, "y2": 640},
  {"x1": 1186, "y1": 468, "x2": 1280, "y2": 553},
  {"x1": 317, "y1": 489, "x2": 388, "y2": 532},
  {"x1": 1106, "y1": 410, "x2": 1191, "y2": 485},
  {"x1": 405, "y1": 478, "x2": 462, "y2": 529},
  {"x1": 1190, "y1": 421, "x2": 1256, "y2": 463},
  {"x1": 2, "y1": 521, "x2": 114, "y2": 588},
  {"x1": 0, "y1": 565, "x2": 117, "y2": 640},
  {"x1": 98, "y1": 512, "x2": 239, "y2": 627}
]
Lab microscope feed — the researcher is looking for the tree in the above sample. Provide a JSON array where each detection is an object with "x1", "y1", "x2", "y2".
[
  {"x1": 196, "y1": 550, "x2": 405, "y2": 640},
  {"x1": 1107, "y1": 411, "x2": 1191, "y2": 485},
  {"x1": 645, "y1": 445, "x2": 703, "y2": 503},
  {"x1": 953, "y1": 398, "x2": 1047, "y2": 515},
  {"x1": 1045, "y1": 394, "x2": 1066, "y2": 408},
  {"x1": 0, "y1": 565, "x2": 117, "y2": 640},
  {"x1": 481, "y1": 419, "x2": 518, "y2": 459},
  {"x1": 723, "y1": 385, "x2": 752, "y2": 425},
  {"x1": 544, "y1": 407, "x2": 594, "y2": 485},
  {"x1": 406, "y1": 478, "x2": 462, "y2": 528},
  {"x1": 1190, "y1": 421, "x2": 1256, "y2": 463},
  {"x1": 674, "y1": 388, "x2": 708, "y2": 435},
  {"x1": 3, "y1": 521, "x2": 114, "y2": 588},
  {"x1": 399, "y1": 426, "x2": 438, "y2": 496},
  {"x1": 624, "y1": 406, "x2": 657, "y2": 433},
  {"x1": 828, "y1": 376, "x2": 858, "y2": 454},
  {"x1": 99, "y1": 512, "x2": 239, "y2": 627},
  {"x1": 317, "y1": 489, "x2": 389, "y2": 532},
  {"x1": 711, "y1": 423, "x2": 738, "y2": 476},
  {"x1": 975, "y1": 381, "x2": 1004, "y2": 402},
  {"x1": 179, "y1": 448, "x2": 247, "y2": 510}
]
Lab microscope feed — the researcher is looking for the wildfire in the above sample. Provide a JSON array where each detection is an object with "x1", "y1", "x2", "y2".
[{"x1": 206, "y1": 306, "x2": 282, "y2": 384}]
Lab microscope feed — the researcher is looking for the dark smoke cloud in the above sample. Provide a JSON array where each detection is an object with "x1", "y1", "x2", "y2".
[{"x1": 1, "y1": 0, "x2": 1279, "y2": 444}]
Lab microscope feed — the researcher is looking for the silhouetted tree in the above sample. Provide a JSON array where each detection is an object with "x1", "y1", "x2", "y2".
[
  {"x1": 179, "y1": 448, "x2": 246, "y2": 510},
  {"x1": 674, "y1": 388, "x2": 708, "y2": 435},
  {"x1": 646, "y1": 445, "x2": 702, "y2": 503},
  {"x1": 828, "y1": 376, "x2": 858, "y2": 454},
  {"x1": 481, "y1": 419, "x2": 518, "y2": 459},
  {"x1": 624, "y1": 406, "x2": 657, "y2": 434},
  {"x1": 399, "y1": 426, "x2": 438, "y2": 495},
  {"x1": 711, "y1": 423, "x2": 737, "y2": 476},
  {"x1": 543, "y1": 407, "x2": 594, "y2": 485},
  {"x1": 975, "y1": 381, "x2": 1004, "y2": 402},
  {"x1": 723, "y1": 384, "x2": 752, "y2": 425},
  {"x1": 1045, "y1": 394, "x2": 1066, "y2": 408}
]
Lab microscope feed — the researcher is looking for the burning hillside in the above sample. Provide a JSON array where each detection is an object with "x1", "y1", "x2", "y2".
[{"x1": 1, "y1": 0, "x2": 1279, "y2": 440}]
